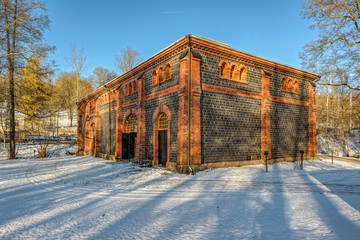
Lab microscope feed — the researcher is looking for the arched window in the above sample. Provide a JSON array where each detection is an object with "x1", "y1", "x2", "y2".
[
  {"x1": 220, "y1": 62, "x2": 227, "y2": 78},
  {"x1": 287, "y1": 79, "x2": 293, "y2": 92},
  {"x1": 164, "y1": 63, "x2": 171, "y2": 80},
  {"x1": 152, "y1": 70, "x2": 158, "y2": 85},
  {"x1": 158, "y1": 66, "x2": 164, "y2": 83},
  {"x1": 128, "y1": 82, "x2": 133, "y2": 95},
  {"x1": 158, "y1": 113, "x2": 167, "y2": 130},
  {"x1": 132, "y1": 80, "x2": 137, "y2": 93},
  {"x1": 281, "y1": 77, "x2": 287, "y2": 91},
  {"x1": 239, "y1": 65, "x2": 247, "y2": 82},
  {"x1": 293, "y1": 80, "x2": 299, "y2": 93},
  {"x1": 124, "y1": 84, "x2": 128, "y2": 95},
  {"x1": 230, "y1": 64, "x2": 239, "y2": 81},
  {"x1": 126, "y1": 114, "x2": 137, "y2": 133}
]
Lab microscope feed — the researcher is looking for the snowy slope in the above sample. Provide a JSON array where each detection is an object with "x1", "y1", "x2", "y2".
[
  {"x1": 1, "y1": 155, "x2": 360, "y2": 239},
  {"x1": 317, "y1": 131, "x2": 360, "y2": 157}
]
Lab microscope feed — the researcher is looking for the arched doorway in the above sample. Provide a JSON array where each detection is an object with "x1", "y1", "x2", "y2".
[
  {"x1": 158, "y1": 113, "x2": 168, "y2": 165},
  {"x1": 122, "y1": 114, "x2": 137, "y2": 159}
]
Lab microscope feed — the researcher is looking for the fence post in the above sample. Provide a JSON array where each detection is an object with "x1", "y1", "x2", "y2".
[{"x1": 264, "y1": 151, "x2": 269, "y2": 173}]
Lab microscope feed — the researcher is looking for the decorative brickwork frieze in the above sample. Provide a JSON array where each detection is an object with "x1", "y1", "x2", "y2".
[
  {"x1": 152, "y1": 62, "x2": 172, "y2": 86},
  {"x1": 219, "y1": 60, "x2": 248, "y2": 83},
  {"x1": 281, "y1": 76, "x2": 299, "y2": 94}
]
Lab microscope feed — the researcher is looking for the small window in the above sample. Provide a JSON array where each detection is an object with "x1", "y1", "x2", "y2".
[
  {"x1": 164, "y1": 63, "x2": 171, "y2": 80},
  {"x1": 158, "y1": 67, "x2": 164, "y2": 83},
  {"x1": 128, "y1": 82, "x2": 133, "y2": 95},
  {"x1": 126, "y1": 114, "x2": 137, "y2": 133},
  {"x1": 133, "y1": 80, "x2": 137, "y2": 93},
  {"x1": 220, "y1": 62, "x2": 227, "y2": 78},
  {"x1": 124, "y1": 84, "x2": 128, "y2": 95},
  {"x1": 158, "y1": 113, "x2": 167, "y2": 130},
  {"x1": 239, "y1": 66, "x2": 247, "y2": 82},
  {"x1": 152, "y1": 70, "x2": 158, "y2": 85}
]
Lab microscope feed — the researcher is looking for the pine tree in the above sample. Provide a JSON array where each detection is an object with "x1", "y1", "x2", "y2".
[{"x1": 18, "y1": 56, "x2": 51, "y2": 133}]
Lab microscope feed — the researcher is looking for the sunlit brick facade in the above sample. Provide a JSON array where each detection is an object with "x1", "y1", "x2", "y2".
[{"x1": 76, "y1": 35, "x2": 319, "y2": 173}]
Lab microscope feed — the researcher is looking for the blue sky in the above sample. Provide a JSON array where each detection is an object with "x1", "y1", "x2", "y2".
[{"x1": 44, "y1": 0, "x2": 317, "y2": 78}]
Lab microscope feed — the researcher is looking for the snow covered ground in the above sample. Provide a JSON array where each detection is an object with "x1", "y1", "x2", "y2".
[
  {"x1": 1, "y1": 152, "x2": 360, "y2": 239},
  {"x1": 317, "y1": 131, "x2": 360, "y2": 157}
]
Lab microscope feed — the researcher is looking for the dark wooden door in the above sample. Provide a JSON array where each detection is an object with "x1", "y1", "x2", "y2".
[
  {"x1": 121, "y1": 133, "x2": 129, "y2": 159},
  {"x1": 122, "y1": 133, "x2": 137, "y2": 159},
  {"x1": 129, "y1": 133, "x2": 137, "y2": 159},
  {"x1": 158, "y1": 130, "x2": 167, "y2": 165}
]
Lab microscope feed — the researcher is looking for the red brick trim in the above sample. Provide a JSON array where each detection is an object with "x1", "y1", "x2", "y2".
[
  {"x1": 308, "y1": 83, "x2": 317, "y2": 157},
  {"x1": 202, "y1": 83, "x2": 262, "y2": 99},
  {"x1": 115, "y1": 86, "x2": 123, "y2": 158},
  {"x1": 261, "y1": 70, "x2": 271, "y2": 160},
  {"x1": 122, "y1": 99, "x2": 138, "y2": 108},
  {"x1": 177, "y1": 58, "x2": 189, "y2": 165},
  {"x1": 270, "y1": 96, "x2": 309, "y2": 106},
  {"x1": 152, "y1": 104, "x2": 171, "y2": 164},
  {"x1": 190, "y1": 53, "x2": 202, "y2": 165},
  {"x1": 144, "y1": 85, "x2": 179, "y2": 101},
  {"x1": 77, "y1": 107, "x2": 83, "y2": 152},
  {"x1": 136, "y1": 75, "x2": 146, "y2": 160}
]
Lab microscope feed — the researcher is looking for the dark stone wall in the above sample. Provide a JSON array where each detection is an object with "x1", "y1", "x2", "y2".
[
  {"x1": 100, "y1": 110, "x2": 116, "y2": 155},
  {"x1": 201, "y1": 90, "x2": 261, "y2": 163},
  {"x1": 271, "y1": 101, "x2": 309, "y2": 159}
]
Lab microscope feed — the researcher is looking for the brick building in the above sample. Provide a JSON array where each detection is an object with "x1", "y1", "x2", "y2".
[{"x1": 76, "y1": 35, "x2": 319, "y2": 173}]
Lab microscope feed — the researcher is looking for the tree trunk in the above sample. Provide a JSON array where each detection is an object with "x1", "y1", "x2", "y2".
[{"x1": 4, "y1": 0, "x2": 18, "y2": 159}]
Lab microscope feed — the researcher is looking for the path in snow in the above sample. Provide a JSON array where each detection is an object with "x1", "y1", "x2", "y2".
[{"x1": 1, "y1": 156, "x2": 360, "y2": 239}]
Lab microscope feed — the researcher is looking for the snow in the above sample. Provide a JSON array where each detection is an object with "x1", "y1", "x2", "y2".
[{"x1": 1, "y1": 151, "x2": 360, "y2": 239}]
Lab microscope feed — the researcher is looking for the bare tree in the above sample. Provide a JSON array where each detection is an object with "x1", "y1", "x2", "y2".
[
  {"x1": 300, "y1": 0, "x2": 360, "y2": 90},
  {"x1": 65, "y1": 44, "x2": 87, "y2": 100},
  {"x1": 0, "y1": 0, "x2": 53, "y2": 159},
  {"x1": 90, "y1": 66, "x2": 117, "y2": 88},
  {"x1": 115, "y1": 46, "x2": 141, "y2": 73},
  {"x1": 54, "y1": 72, "x2": 92, "y2": 127}
]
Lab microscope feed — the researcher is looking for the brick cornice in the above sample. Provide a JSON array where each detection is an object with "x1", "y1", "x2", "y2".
[
  {"x1": 191, "y1": 37, "x2": 319, "y2": 83},
  {"x1": 78, "y1": 38, "x2": 188, "y2": 106}
]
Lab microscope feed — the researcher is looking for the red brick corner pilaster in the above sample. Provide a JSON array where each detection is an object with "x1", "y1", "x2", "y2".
[
  {"x1": 152, "y1": 104, "x2": 171, "y2": 164},
  {"x1": 261, "y1": 70, "x2": 271, "y2": 160},
  {"x1": 190, "y1": 53, "x2": 201, "y2": 165},
  {"x1": 77, "y1": 105, "x2": 83, "y2": 152},
  {"x1": 115, "y1": 86, "x2": 123, "y2": 159},
  {"x1": 177, "y1": 58, "x2": 189, "y2": 165},
  {"x1": 94, "y1": 98, "x2": 100, "y2": 155},
  {"x1": 84, "y1": 104, "x2": 90, "y2": 153},
  {"x1": 136, "y1": 75, "x2": 146, "y2": 160},
  {"x1": 308, "y1": 83, "x2": 317, "y2": 157}
]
